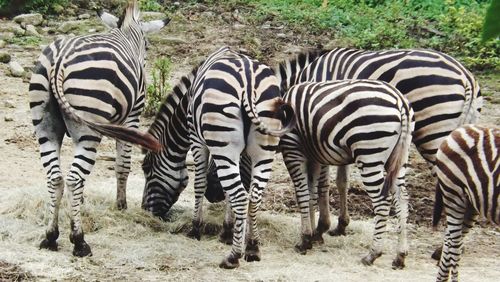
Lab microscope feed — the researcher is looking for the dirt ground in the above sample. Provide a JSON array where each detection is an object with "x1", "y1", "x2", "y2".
[{"x1": 1, "y1": 5, "x2": 499, "y2": 282}]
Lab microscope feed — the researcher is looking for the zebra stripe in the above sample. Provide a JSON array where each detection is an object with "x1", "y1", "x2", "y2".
[
  {"x1": 433, "y1": 125, "x2": 499, "y2": 282},
  {"x1": 280, "y1": 80, "x2": 414, "y2": 268},
  {"x1": 142, "y1": 46, "x2": 295, "y2": 269},
  {"x1": 32, "y1": 1, "x2": 167, "y2": 257}
]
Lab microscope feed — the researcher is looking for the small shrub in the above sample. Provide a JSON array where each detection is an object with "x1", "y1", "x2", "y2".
[
  {"x1": 140, "y1": 0, "x2": 163, "y2": 12},
  {"x1": 144, "y1": 57, "x2": 172, "y2": 117}
]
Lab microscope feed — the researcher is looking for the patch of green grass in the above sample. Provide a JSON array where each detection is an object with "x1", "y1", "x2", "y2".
[{"x1": 6, "y1": 36, "x2": 42, "y2": 46}]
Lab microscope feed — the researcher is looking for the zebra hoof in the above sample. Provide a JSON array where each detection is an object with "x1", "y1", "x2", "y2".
[
  {"x1": 218, "y1": 229, "x2": 233, "y2": 245},
  {"x1": 187, "y1": 227, "x2": 201, "y2": 241},
  {"x1": 361, "y1": 251, "x2": 382, "y2": 266},
  {"x1": 431, "y1": 246, "x2": 442, "y2": 261},
  {"x1": 327, "y1": 227, "x2": 346, "y2": 237},
  {"x1": 116, "y1": 200, "x2": 127, "y2": 210},
  {"x1": 311, "y1": 231, "x2": 325, "y2": 245},
  {"x1": 73, "y1": 241, "x2": 92, "y2": 257},
  {"x1": 391, "y1": 252, "x2": 407, "y2": 269},
  {"x1": 39, "y1": 238, "x2": 58, "y2": 251},
  {"x1": 219, "y1": 253, "x2": 240, "y2": 269},
  {"x1": 294, "y1": 234, "x2": 313, "y2": 255},
  {"x1": 244, "y1": 240, "x2": 261, "y2": 262}
]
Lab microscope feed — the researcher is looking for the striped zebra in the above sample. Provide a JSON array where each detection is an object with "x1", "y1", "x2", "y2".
[
  {"x1": 29, "y1": 1, "x2": 167, "y2": 257},
  {"x1": 142, "y1": 46, "x2": 295, "y2": 269},
  {"x1": 281, "y1": 80, "x2": 414, "y2": 267},
  {"x1": 432, "y1": 125, "x2": 499, "y2": 282},
  {"x1": 207, "y1": 47, "x2": 482, "y2": 255}
]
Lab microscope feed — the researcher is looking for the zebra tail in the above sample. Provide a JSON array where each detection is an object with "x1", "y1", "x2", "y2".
[
  {"x1": 432, "y1": 185, "x2": 444, "y2": 231},
  {"x1": 241, "y1": 89, "x2": 296, "y2": 137},
  {"x1": 51, "y1": 65, "x2": 162, "y2": 153},
  {"x1": 381, "y1": 102, "x2": 414, "y2": 197},
  {"x1": 458, "y1": 77, "x2": 483, "y2": 125}
]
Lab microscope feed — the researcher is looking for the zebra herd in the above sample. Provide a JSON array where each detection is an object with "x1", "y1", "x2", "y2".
[{"x1": 27, "y1": 1, "x2": 497, "y2": 281}]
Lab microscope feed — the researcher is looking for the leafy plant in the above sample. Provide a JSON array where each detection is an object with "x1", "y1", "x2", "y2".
[
  {"x1": 144, "y1": 57, "x2": 172, "y2": 117},
  {"x1": 140, "y1": 0, "x2": 163, "y2": 12}
]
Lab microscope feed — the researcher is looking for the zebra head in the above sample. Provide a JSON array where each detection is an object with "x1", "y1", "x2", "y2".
[{"x1": 98, "y1": 1, "x2": 170, "y2": 64}]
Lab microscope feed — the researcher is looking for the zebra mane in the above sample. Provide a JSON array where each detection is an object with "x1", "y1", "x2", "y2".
[{"x1": 276, "y1": 49, "x2": 329, "y2": 91}]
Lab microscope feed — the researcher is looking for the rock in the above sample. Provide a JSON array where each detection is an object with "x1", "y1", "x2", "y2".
[
  {"x1": 173, "y1": 2, "x2": 180, "y2": 6},
  {"x1": 276, "y1": 33, "x2": 287, "y2": 38},
  {"x1": 25, "y1": 25, "x2": 40, "y2": 37},
  {"x1": 88, "y1": 29, "x2": 97, "y2": 33},
  {"x1": 12, "y1": 25, "x2": 25, "y2": 36},
  {"x1": 78, "y1": 13, "x2": 91, "y2": 20},
  {"x1": 57, "y1": 21, "x2": 80, "y2": 34},
  {"x1": 0, "y1": 40, "x2": 5, "y2": 48},
  {"x1": 9, "y1": 61, "x2": 25, "y2": 77},
  {"x1": 4, "y1": 116, "x2": 14, "y2": 122},
  {"x1": 233, "y1": 23, "x2": 246, "y2": 30},
  {"x1": 4, "y1": 101, "x2": 15, "y2": 108},
  {"x1": 0, "y1": 52, "x2": 11, "y2": 63},
  {"x1": 0, "y1": 32, "x2": 14, "y2": 40},
  {"x1": 141, "y1": 12, "x2": 165, "y2": 21},
  {"x1": 13, "y1": 13, "x2": 43, "y2": 26}
]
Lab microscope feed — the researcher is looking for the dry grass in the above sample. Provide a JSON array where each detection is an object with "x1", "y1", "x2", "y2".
[{"x1": 0, "y1": 260, "x2": 33, "y2": 281}]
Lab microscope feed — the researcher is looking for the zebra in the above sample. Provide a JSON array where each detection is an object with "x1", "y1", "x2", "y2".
[
  {"x1": 280, "y1": 80, "x2": 414, "y2": 268},
  {"x1": 141, "y1": 46, "x2": 295, "y2": 269},
  {"x1": 432, "y1": 124, "x2": 499, "y2": 282},
  {"x1": 29, "y1": 1, "x2": 167, "y2": 257}
]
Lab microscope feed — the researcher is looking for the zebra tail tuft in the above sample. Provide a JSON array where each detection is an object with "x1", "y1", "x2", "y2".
[
  {"x1": 272, "y1": 99, "x2": 296, "y2": 136},
  {"x1": 381, "y1": 101, "x2": 414, "y2": 197},
  {"x1": 432, "y1": 184, "x2": 444, "y2": 231}
]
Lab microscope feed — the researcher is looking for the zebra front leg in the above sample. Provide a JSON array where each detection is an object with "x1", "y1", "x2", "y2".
[
  {"x1": 391, "y1": 167, "x2": 409, "y2": 269},
  {"x1": 115, "y1": 140, "x2": 132, "y2": 210},
  {"x1": 188, "y1": 145, "x2": 209, "y2": 240},
  {"x1": 437, "y1": 212, "x2": 467, "y2": 282},
  {"x1": 283, "y1": 149, "x2": 313, "y2": 254},
  {"x1": 313, "y1": 165, "x2": 331, "y2": 244},
  {"x1": 328, "y1": 165, "x2": 350, "y2": 236}
]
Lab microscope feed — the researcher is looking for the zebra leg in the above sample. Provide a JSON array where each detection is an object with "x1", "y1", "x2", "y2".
[
  {"x1": 37, "y1": 122, "x2": 65, "y2": 251},
  {"x1": 187, "y1": 144, "x2": 210, "y2": 240},
  {"x1": 328, "y1": 165, "x2": 351, "y2": 236},
  {"x1": 312, "y1": 165, "x2": 331, "y2": 244},
  {"x1": 437, "y1": 212, "x2": 466, "y2": 282},
  {"x1": 308, "y1": 162, "x2": 320, "y2": 236},
  {"x1": 219, "y1": 196, "x2": 234, "y2": 245},
  {"x1": 65, "y1": 126, "x2": 101, "y2": 257},
  {"x1": 391, "y1": 167, "x2": 409, "y2": 269},
  {"x1": 115, "y1": 140, "x2": 132, "y2": 210},
  {"x1": 283, "y1": 148, "x2": 313, "y2": 254},
  {"x1": 359, "y1": 167, "x2": 388, "y2": 266}
]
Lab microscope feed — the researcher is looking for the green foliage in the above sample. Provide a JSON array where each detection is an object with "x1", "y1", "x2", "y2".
[
  {"x1": 221, "y1": 0, "x2": 498, "y2": 71},
  {"x1": 144, "y1": 57, "x2": 172, "y2": 117},
  {"x1": 140, "y1": 0, "x2": 163, "y2": 12},
  {"x1": 6, "y1": 36, "x2": 42, "y2": 46},
  {"x1": 0, "y1": 0, "x2": 70, "y2": 14},
  {"x1": 482, "y1": 0, "x2": 500, "y2": 42}
]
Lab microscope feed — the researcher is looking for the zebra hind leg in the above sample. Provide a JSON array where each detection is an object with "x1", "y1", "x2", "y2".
[
  {"x1": 187, "y1": 145, "x2": 210, "y2": 240},
  {"x1": 312, "y1": 165, "x2": 331, "y2": 244},
  {"x1": 328, "y1": 165, "x2": 351, "y2": 236},
  {"x1": 115, "y1": 141, "x2": 132, "y2": 210},
  {"x1": 391, "y1": 167, "x2": 409, "y2": 269},
  {"x1": 219, "y1": 197, "x2": 234, "y2": 245}
]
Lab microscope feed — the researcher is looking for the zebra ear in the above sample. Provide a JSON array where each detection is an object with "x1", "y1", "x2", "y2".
[
  {"x1": 141, "y1": 18, "x2": 170, "y2": 34},
  {"x1": 98, "y1": 11, "x2": 119, "y2": 29}
]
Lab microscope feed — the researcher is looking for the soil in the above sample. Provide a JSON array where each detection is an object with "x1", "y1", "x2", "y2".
[{"x1": 0, "y1": 4, "x2": 499, "y2": 282}]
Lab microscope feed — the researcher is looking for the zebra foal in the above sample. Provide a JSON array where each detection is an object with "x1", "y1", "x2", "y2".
[
  {"x1": 29, "y1": 1, "x2": 167, "y2": 256},
  {"x1": 280, "y1": 80, "x2": 414, "y2": 268},
  {"x1": 433, "y1": 125, "x2": 499, "y2": 282},
  {"x1": 141, "y1": 47, "x2": 295, "y2": 269}
]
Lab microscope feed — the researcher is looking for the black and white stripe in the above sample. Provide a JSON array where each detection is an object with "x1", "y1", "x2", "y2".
[
  {"x1": 281, "y1": 80, "x2": 414, "y2": 268},
  {"x1": 276, "y1": 47, "x2": 482, "y2": 237},
  {"x1": 142, "y1": 46, "x2": 295, "y2": 269},
  {"x1": 31, "y1": 1, "x2": 167, "y2": 257},
  {"x1": 432, "y1": 125, "x2": 499, "y2": 282}
]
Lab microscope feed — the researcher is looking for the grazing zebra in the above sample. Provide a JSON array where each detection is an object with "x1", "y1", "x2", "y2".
[
  {"x1": 280, "y1": 80, "x2": 414, "y2": 268},
  {"x1": 433, "y1": 125, "x2": 499, "y2": 282},
  {"x1": 142, "y1": 46, "x2": 295, "y2": 269},
  {"x1": 29, "y1": 1, "x2": 167, "y2": 257},
  {"x1": 207, "y1": 47, "x2": 482, "y2": 259}
]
